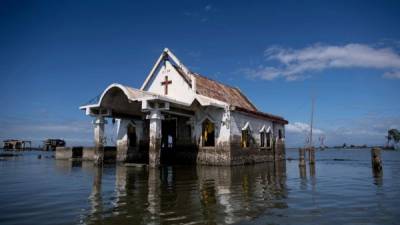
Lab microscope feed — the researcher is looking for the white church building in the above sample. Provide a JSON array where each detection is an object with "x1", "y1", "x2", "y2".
[{"x1": 80, "y1": 49, "x2": 288, "y2": 167}]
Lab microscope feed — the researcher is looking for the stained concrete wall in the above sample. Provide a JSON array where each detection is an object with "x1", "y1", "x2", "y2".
[
  {"x1": 229, "y1": 111, "x2": 286, "y2": 165},
  {"x1": 193, "y1": 107, "x2": 286, "y2": 165},
  {"x1": 82, "y1": 147, "x2": 94, "y2": 160},
  {"x1": 116, "y1": 119, "x2": 144, "y2": 162},
  {"x1": 56, "y1": 146, "x2": 116, "y2": 162},
  {"x1": 194, "y1": 107, "x2": 231, "y2": 165},
  {"x1": 94, "y1": 106, "x2": 285, "y2": 166},
  {"x1": 55, "y1": 147, "x2": 73, "y2": 160}
]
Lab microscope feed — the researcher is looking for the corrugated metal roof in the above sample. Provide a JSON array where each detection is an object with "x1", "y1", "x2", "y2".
[
  {"x1": 193, "y1": 73, "x2": 258, "y2": 111},
  {"x1": 173, "y1": 65, "x2": 257, "y2": 111},
  {"x1": 173, "y1": 65, "x2": 288, "y2": 124}
]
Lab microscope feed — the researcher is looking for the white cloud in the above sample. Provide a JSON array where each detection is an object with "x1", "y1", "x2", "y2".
[
  {"x1": 286, "y1": 122, "x2": 324, "y2": 135},
  {"x1": 285, "y1": 122, "x2": 324, "y2": 147},
  {"x1": 245, "y1": 43, "x2": 400, "y2": 81},
  {"x1": 285, "y1": 115, "x2": 400, "y2": 147}
]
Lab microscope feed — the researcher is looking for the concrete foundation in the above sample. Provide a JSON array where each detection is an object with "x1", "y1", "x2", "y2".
[
  {"x1": 55, "y1": 147, "x2": 82, "y2": 159},
  {"x1": 56, "y1": 146, "x2": 116, "y2": 162},
  {"x1": 196, "y1": 138, "x2": 285, "y2": 166}
]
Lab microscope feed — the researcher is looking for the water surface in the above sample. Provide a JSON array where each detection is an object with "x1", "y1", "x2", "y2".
[{"x1": 0, "y1": 148, "x2": 399, "y2": 225}]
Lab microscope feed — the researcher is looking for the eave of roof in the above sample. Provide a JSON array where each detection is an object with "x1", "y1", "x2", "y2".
[
  {"x1": 192, "y1": 73, "x2": 258, "y2": 111},
  {"x1": 232, "y1": 106, "x2": 289, "y2": 125}
]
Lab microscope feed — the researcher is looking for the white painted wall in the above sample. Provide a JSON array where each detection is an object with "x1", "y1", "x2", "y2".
[
  {"x1": 273, "y1": 123, "x2": 285, "y2": 141},
  {"x1": 116, "y1": 119, "x2": 143, "y2": 146},
  {"x1": 193, "y1": 106, "x2": 231, "y2": 146},
  {"x1": 143, "y1": 60, "x2": 194, "y2": 104},
  {"x1": 230, "y1": 111, "x2": 285, "y2": 145}
]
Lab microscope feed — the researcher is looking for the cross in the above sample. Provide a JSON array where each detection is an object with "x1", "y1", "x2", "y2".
[{"x1": 161, "y1": 75, "x2": 172, "y2": 95}]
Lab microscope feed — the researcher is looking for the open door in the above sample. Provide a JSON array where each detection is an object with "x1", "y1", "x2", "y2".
[{"x1": 161, "y1": 118, "x2": 177, "y2": 164}]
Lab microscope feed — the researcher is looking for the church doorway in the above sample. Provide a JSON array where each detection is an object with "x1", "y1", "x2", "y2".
[
  {"x1": 127, "y1": 124, "x2": 137, "y2": 148},
  {"x1": 161, "y1": 118, "x2": 177, "y2": 164}
]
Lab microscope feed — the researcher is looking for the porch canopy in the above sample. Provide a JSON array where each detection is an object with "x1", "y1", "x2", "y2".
[{"x1": 79, "y1": 83, "x2": 227, "y2": 119}]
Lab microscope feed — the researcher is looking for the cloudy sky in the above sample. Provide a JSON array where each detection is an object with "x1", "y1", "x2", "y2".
[{"x1": 0, "y1": 0, "x2": 399, "y2": 147}]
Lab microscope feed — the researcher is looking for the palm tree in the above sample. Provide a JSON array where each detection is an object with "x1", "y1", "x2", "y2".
[{"x1": 387, "y1": 129, "x2": 400, "y2": 149}]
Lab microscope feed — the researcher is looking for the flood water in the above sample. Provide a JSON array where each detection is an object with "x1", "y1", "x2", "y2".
[{"x1": 0, "y1": 148, "x2": 399, "y2": 225}]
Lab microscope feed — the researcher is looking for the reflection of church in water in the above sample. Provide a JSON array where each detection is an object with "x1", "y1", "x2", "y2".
[
  {"x1": 53, "y1": 160, "x2": 287, "y2": 225},
  {"x1": 80, "y1": 49, "x2": 288, "y2": 167}
]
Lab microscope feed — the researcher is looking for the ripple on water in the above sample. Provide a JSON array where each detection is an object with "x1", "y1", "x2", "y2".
[{"x1": 0, "y1": 149, "x2": 400, "y2": 225}]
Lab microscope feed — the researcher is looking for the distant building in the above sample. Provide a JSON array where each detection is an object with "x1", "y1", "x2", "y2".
[
  {"x1": 80, "y1": 49, "x2": 288, "y2": 166},
  {"x1": 3, "y1": 140, "x2": 31, "y2": 150},
  {"x1": 43, "y1": 139, "x2": 66, "y2": 151}
]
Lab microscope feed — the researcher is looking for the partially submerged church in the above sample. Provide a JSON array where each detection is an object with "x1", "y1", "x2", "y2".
[{"x1": 80, "y1": 49, "x2": 288, "y2": 167}]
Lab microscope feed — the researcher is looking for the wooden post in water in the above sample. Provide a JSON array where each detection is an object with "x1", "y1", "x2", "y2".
[
  {"x1": 308, "y1": 147, "x2": 315, "y2": 165},
  {"x1": 299, "y1": 148, "x2": 306, "y2": 167},
  {"x1": 371, "y1": 147, "x2": 382, "y2": 172}
]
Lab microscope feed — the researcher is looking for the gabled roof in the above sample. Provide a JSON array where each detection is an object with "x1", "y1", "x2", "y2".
[
  {"x1": 192, "y1": 73, "x2": 258, "y2": 111},
  {"x1": 173, "y1": 62, "x2": 258, "y2": 111},
  {"x1": 140, "y1": 48, "x2": 288, "y2": 124}
]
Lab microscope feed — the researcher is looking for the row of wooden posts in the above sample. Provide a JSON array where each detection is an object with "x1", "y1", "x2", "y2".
[
  {"x1": 298, "y1": 147, "x2": 315, "y2": 167},
  {"x1": 298, "y1": 147, "x2": 383, "y2": 174}
]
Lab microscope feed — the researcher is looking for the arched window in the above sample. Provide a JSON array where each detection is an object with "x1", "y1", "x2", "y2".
[
  {"x1": 260, "y1": 131, "x2": 266, "y2": 147},
  {"x1": 259, "y1": 125, "x2": 270, "y2": 148},
  {"x1": 127, "y1": 124, "x2": 137, "y2": 147},
  {"x1": 202, "y1": 119, "x2": 215, "y2": 147},
  {"x1": 267, "y1": 131, "x2": 272, "y2": 148},
  {"x1": 241, "y1": 122, "x2": 251, "y2": 148}
]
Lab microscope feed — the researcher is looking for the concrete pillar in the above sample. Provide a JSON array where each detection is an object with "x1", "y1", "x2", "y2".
[
  {"x1": 147, "y1": 110, "x2": 163, "y2": 168},
  {"x1": 299, "y1": 163, "x2": 307, "y2": 179},
  {"x1": 308, "y1": 147, "x2": 315, "y2": 165},
  {"x1": 90, "y1": 166, "x2": 103, "y2": 216},
  {"x1": 274, "y1": 138, "x2": 285, "y2": 161},
  {"x1": 93, "y1": 116, "x2": 107, "y2": 166},
  {"x1": 299, "y1": 148, "x2": 306, "y2": 167},
  {"x1": 309, "y1": 163, "x2": 316, "y2": 177},
  {"x1": 116, "y1": 119, "x2": 128, "y2": 163},
  {"x1": 115, "y1": 165, "x2": 127, "y2": 205},
  {"x1": 274, "y1": 158, "x2": 286, "y2": 178},
  {"x1": 147, "y1": 168, "x2": 160, "y2": 224}
]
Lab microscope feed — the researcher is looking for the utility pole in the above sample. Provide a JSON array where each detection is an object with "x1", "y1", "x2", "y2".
[
  {"x1": 309, "y1": 97, "x2": 315, "y2": 148},
  {"x1": 308, "y1": 97, "x2": 316, "y2": 165}
]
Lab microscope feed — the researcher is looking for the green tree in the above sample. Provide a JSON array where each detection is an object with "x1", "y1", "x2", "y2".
[{"x1": 387, "y1": 129, "x2": 400, "y2": 148}]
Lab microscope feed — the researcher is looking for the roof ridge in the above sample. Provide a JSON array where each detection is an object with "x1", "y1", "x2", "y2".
[{"x1": 191, "y1": 72, "x2": 238, "y2": 90}]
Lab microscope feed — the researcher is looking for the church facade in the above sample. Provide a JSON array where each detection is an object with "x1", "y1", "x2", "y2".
[{"x1": 80, "y1": 49, "x2": 288, "y2": 167}]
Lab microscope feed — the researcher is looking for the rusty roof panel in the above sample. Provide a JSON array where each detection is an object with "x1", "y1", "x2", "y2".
[
  {"x1": 193, "y1": 74, "x2": 258, "y2": 111},
  {"x1": 172, "y1": 65, "x2": 287, "y2": 123}
]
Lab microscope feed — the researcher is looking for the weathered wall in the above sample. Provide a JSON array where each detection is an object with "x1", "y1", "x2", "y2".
[
  {"x1": 169, "y1": 116, "x2": 198, "y2": 164},
  {"x1": 229, "y1": 111, "x2": 285, "y2": 165},
  {"x1": 194, "y1": 107, "x2": 231, "y2": 165},
  {"x1": 56, "y1": 147, "x2": 116, "y2": 162},
  {"x1": 116, "y1": 119, "x2": 145, "y2": 162},
  {"x1": 82, "y1": 147, "x2": 94, "y2": 160},
  {"x1": 55, "y1": 147, "x2": 73, "y2": 160},
  {"x1": 85, "y1": 106, "x2": 285, "y2": 166}
]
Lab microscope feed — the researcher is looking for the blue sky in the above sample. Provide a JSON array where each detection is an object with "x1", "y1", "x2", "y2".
[{"x1": 0, "y1": 0, "x2": 399, "y2": 147}]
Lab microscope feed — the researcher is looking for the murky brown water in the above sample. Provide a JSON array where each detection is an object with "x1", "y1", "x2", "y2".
[{"x1": 0, "y1": 149, "x2": 399, "y2": 225}]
